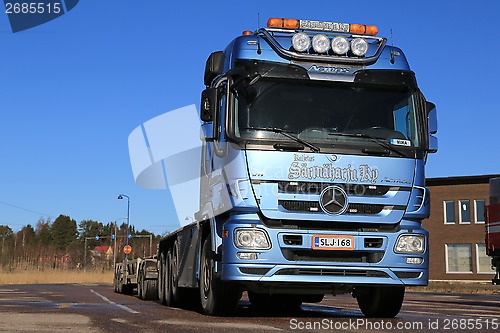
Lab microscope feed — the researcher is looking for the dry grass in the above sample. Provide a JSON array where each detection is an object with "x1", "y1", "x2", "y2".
[
  {"x1": 408, "y1": 281, "x2": 500, "y2": 294},
  {"x1": 0, "y1": 269, "x2": 113, "y2": 285}
]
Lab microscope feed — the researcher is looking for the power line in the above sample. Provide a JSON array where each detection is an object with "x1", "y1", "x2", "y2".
[{"x1": 0, "y1": 200, "x2": 54, "y2": 218}]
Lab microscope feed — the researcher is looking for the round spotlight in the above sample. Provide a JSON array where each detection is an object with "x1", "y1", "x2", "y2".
[
  {"x1": 312, "y1": 34, "x2": 330, "y2": 54},
  {"x1": 351, "y1": 38, "x2": 369, "y2": 57},
  {"x1": 292, "y1": 32, "x2": 310, "y2": 52},
  {"x1": 331, "y1": 36, "x2": 349, "y2": 55}
]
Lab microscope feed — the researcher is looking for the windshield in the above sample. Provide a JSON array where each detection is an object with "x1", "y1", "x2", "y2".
[{"x1": 233, "y1": 78, "x2": 422, "y2": 150}]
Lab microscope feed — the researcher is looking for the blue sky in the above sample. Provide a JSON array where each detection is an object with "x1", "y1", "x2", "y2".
[{"x1": 1, "y1": 0, "x2": 499, "y2": 235}]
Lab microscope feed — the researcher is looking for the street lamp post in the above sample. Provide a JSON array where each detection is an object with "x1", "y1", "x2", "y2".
[
  {"x1": 117, "y1": 194, "x2": 130, "y2": 260},
  {"x1": 118, "y1": 194, "x2": 130, "y2": 285}
]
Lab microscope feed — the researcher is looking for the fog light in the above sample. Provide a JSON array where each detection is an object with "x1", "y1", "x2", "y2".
[
  {"x1": 395, "y1": 234, "x2": 425, "y2": 254},
  {"x1": 312, "y1": 34, "x2": 330, "y2": 54},
  {"x1": 406, "y1": 257, "x2": 423, "y2": 264},
  {"x1": 292, "y1": 32, "x2": 310, "y2": 52},
  {"x1": 237, "y1": 252, "x2": 258, "y2": 260},
  {"x1": 351, "y1": 38, "x2": 368, "y2": 56},
  {"x1": 234, "y1": 228, "x2": 271, "y2": 250}
]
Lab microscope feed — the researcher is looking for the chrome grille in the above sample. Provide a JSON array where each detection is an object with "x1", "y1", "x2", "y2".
[{"x1": 279, "y1": 200, "x2": 386, "y2": 215}]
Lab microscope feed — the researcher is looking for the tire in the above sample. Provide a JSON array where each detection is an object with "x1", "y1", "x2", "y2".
[
  {"x1": 199, "y1": 237, "x2": 240, "y2": 315},
  {"x1": 165, "y1": 251, "x2": 175, "y2": 306},
  {"x1": 137, "y1": 274, "x2": 144, "y2": 299},
  {"x1": 356, "y1": 286, "x2": 405, "y2": 318},
  {"x1": 170, "y1": 240, "x2": 182, "y2": 303},
  {"x1": 118, "y1": 280, "x2": 124, "y2": 294},
  {"x1": 143, "y1": 279, "x2": 159, "y2": 300},
  {"x1": 158, "y1": 253, "x2": 167, "y2": 305}
]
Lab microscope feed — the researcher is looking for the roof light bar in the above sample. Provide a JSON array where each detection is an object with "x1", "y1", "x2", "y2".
[
  {"x1": 267, "y1": 18, "x2": 299, "y2": 29},
  {"x1": 267, "y1": 17, "x2": 378, "y2": 36}
]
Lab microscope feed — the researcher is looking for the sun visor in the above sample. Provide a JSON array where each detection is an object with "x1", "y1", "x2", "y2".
[
  {"x1": 232, "y1": 60, "x2": 310, "y2": 81},
  {"x1": 354, "y1": 70, "x2": 417, "y2": 89}
]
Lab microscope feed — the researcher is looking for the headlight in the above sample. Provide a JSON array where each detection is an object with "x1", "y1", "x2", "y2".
[
  {"x1": 234, "y1": 228, "x2": 271, "y2": 250},
  {"x1": 394, "y1": 234, "x2": 425, "y2": 254},
  {"x1": 331, "y1": 36, "x2": 349, "y2": 55},
  {"x1": 350, "y1": 38, "x2": 369, "y2": 56},
  {"x1": 292, "y1": 32, "x2": 310, "y2": 52},
  {"x1": 312, "y1": 34, "x2": 330, "y2": 54}
]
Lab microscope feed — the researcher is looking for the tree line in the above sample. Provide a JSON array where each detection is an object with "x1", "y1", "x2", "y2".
[{"x1": 0, "y1": 214, "x2": 160, "y2": 271}]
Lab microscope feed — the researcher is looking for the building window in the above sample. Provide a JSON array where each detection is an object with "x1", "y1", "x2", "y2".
[
  {"x1": 445, "y1": 244, "x2": 472, "y2": 273},
  {"x1": 474, "y1": 199, "x2": 486, "y2": 224},
  {"x1": 476, "y1": 244, "x2": 494, "y2": 273},
  {"x1": 459, "y1": 200, "x2": 471, "y2": 224},
  {"x1": 444, "y1": 200, "x2": 455, "y2": 224}
]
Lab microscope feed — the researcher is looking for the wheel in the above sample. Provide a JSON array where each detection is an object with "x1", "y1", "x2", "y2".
[
  {"x1": 170, "y1": 241, "x2": 182, "y2": 303},
  {"x1": 199, "y1": 237, "x2": 240, "y2": 315},
  {"x1": 158, "y1": 253, "x2": 167, "y2": 304},
  {"x1": 165, "y1": 251, "x2": 175, "y2": 306},
  {"x1": 356, "y1": 286, "x2": 405, "y2": 318},
  {"x1": 137, "y1": 274, "x2": 144, "y2": 299},
  {"x1": 118, "y1": 280, "x2": 124, "y2": 294},
  {"x1": 143, "y1": 279, "x2": 159, "y2": 300}
]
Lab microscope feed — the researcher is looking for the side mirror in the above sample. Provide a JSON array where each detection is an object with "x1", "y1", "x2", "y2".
[
  {"x1": 426, "y1": 102, "x2": 438, "y2": 153},
  {"x1": 204, "y1": 51, "x2": 225, "y2": 86},
  {"x1": 200, "y1": 88, "x2": 217, "y2": 122}
]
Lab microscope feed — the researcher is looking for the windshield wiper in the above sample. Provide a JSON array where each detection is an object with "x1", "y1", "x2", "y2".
[
  {"x1": 329, "y1": 132, "x2": 406, "y2": 157},
  {"x1": 242, "y1": 127, "x2": 320, "y2": 153}
]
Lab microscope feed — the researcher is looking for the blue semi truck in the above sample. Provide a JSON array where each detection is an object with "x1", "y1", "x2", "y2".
[{"x1": 126, "y1": 17, "x2": 438, "y2": 318}]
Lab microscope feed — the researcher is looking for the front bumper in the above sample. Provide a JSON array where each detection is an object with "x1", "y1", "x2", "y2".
[{"x1": 221, "y1": 214, "x2": 428, "y2": 288}]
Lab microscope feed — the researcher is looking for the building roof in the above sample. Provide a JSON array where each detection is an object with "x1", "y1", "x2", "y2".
[
  {"x1": 93, "y1": 245, "x2": 112, "y2": 254},
  {"x1": 426, "y1": 174, "x2": 500, "y2": 186}
]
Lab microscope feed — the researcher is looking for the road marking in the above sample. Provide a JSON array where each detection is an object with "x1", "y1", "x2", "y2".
[
  {"x1": 0, "y1": 291, "x2": 26, "y2": 294},
  {"x1": 157, "y1": 319, "x2": 283, "y2": 331},
  {"x1": 90, "y1": 290, "x2": 139, "y2": 314}
]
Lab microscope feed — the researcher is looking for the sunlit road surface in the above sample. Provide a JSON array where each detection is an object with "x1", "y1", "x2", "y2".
[{"x1": 0, "y1": 284, "x2": 498, "y2": 332}]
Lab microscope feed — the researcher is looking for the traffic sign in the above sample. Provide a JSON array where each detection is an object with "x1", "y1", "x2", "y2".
[{"x1": 123, "y1": 245, "x2": 132, "y2": 254}]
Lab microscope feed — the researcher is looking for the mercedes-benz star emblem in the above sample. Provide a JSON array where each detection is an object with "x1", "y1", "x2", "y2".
[{"x1": 319, "y1": 186, "x2": 348, "y2": 215}]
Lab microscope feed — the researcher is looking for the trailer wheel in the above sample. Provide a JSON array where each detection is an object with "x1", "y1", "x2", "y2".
[
  {"x1": 165, "y1": 251, "x2": 176, "y2": 306},
  {"x1": 137, "y1": 273, "x2": 144, "y2": 299},
  {"x1": 143, "y1": 279, "x2": 159, "y2": 300},
  {"x1": 199, "y1": 237, "x2": 240, "y2": 315},
  {"x1": 356, "y1": 286, "x2": 405, "y2": 318},
  {"x1": 117, "y1": 280, "x2": 124, "y2": 294},
  {"x1": 158, "y1": 253, "x2": 167, "y2": 304},
  {"x1": 170, "y1": 240, "x2": 182, "y2": 303}
]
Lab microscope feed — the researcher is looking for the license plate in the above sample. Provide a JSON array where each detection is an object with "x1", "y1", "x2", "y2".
[{"x1": 312, "y1": 235, "x2": 354, "y2": 250}]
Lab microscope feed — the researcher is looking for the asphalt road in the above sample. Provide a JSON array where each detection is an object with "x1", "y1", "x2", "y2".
[{"x1": 0, "y1": 284, "x2": 498, "y2": 332}]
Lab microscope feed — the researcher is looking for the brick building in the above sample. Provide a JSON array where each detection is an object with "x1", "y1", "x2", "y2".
[{"x1": 423, "y1": 175, "x2": 498, "y2": 281}]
